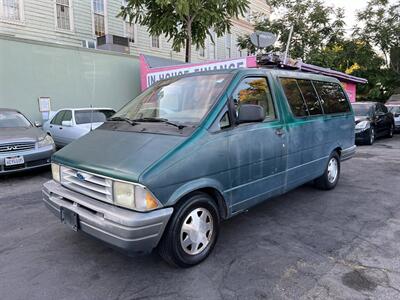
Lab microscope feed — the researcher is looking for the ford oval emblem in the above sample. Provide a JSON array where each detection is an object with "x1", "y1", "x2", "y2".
[{"x1": 76, "y1": 172, "x2": 85, "y2": 181}]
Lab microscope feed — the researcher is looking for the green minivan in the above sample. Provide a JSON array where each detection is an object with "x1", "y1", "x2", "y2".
[{"x1": 43, "y1": 68, "x2": 356, "y2": 267}]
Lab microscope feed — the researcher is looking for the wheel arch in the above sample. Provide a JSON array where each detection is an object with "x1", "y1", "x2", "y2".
[{"x1": 165, "y1": 179, "x2": 229, "y2": 220}]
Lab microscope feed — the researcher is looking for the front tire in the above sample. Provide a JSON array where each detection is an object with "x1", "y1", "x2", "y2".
[
  {"x1": 387, "y1": 124, "x2": 394, "y2": 138},
  {"x1": 315, "y1": 152, "x2": 340, "y2": 190},
  {"x1": 366, "y1": 127, "x2": 375, "y2": 145},
  {"x1": 158, "y1": 193, "x2": 220, "y2": 268}
]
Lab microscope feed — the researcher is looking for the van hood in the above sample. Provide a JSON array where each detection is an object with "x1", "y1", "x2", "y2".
[{"x1": 52, "y1": 129, "x2": 186, "y2": 182}]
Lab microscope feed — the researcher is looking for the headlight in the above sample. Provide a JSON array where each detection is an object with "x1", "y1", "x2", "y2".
[
  {"x1": 355, "y1": 121, "x2": 370, "y2": 130},
  {"x1": 38, "y1": 135, "x2": 54, "y2": 148},
  {"x1": 51, "y1": 163, "x2": 60, "y2": 182},
  {"x1": 113, "y1": 181, "x2": 161, "y2": 211}
]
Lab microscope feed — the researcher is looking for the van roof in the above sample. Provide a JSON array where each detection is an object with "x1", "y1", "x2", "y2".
[{"x1": 181, "y1": 68, "x2": 341, "y2": 83}]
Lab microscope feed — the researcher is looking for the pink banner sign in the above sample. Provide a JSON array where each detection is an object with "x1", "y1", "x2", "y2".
[{"x1": 140, "y1": 55, "x2": 257, "y2": 91}]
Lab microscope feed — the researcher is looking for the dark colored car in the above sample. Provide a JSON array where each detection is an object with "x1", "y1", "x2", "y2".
[
  {"x1": 0, "y1": 108, "x2": 55, "y2": 174},
  {"x1": 352, "y1": 102, "x2": 395, "y2": 145}
]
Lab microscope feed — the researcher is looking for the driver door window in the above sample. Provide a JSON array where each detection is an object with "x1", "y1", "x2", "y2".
[
  {"x1": 232, "y1": 77, "x2": 276, "y2": 121},
  {"x1": 51, "y1": 111, "x2": 65, "y2": 125}
]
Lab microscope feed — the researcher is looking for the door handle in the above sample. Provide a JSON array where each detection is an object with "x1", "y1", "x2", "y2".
[
  {"x1": 275, "y1": 128, "x2": 285, "y2": 136},
  {"x1": 59, "y1": 127, "x2": 63, "y2": 130},
  {"x1": 50, "y1": 125, "x2": 53, "y2": 128}
]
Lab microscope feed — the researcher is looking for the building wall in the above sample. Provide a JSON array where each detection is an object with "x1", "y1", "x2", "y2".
[
  {"x1": 0, "y1": 35, "x2": 141, "y2": 122},
  {"x1": 0, "y1": 0, "x2": 270, "y2": 63}
]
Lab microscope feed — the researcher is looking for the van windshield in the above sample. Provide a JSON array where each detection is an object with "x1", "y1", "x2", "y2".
[{"x1": 113, "y1": 73, "x2": 231, "y2": 125}]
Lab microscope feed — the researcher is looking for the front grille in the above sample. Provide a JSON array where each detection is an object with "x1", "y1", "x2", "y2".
[
  {"x1": 0, "y1": 142, "x2": 36, "y2": 153},
  {"x1": 60, "y1": 166, "x2": 113, "y2": 204}
]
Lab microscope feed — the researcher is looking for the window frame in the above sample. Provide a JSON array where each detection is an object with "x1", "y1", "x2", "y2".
[
  {"x1": 312, "y1": 80, "x2": 352, "y2": 116},
  {"x1": 150, "y1": 35, "x2": 161, "y2": 49},
  {"x1": 123, "y1": 20, "x2": 136, "y2": 44},
  {"x1": 92, "y1": 0, "x2": 108, "y2": 38},
  {"x1": 0, "y1": 0, "x2": 24, "y2": 24},
  {"x1": 229, "y1": 75, "x2": 279, "y2": 127},
  {"x1": 54, "y1": 0, "x2": 74, "y2": 33}
]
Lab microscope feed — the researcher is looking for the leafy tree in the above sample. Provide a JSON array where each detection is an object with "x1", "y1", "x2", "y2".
[
  {"x1": 118, "y1": 0, "x2": 249, "y2": 63},
  {"x1": 355, "y1": 0, "x2": 400, "y2": 73},
  {"x1": 237, "y1": 0, "x2": 345, "y2": 61}
]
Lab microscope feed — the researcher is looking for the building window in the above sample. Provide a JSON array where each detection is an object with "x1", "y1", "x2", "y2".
[
  {"x1": 225, "y1": 33, "x2": 232, "y2": 58},
  {"x1": 93, "y1": 0, "x2": 106, "y2": 37},
  {"x1": 124, "y1": 21, "x2": 135, "y2": 43},
  {"x1": 199, "y1": 46, "x2": 205, "y2": 57},
  {"x1": 151, "y1": 35, "x2": 160, "y2": 48},
  {"x1": 209, "y1": 31, "x2": 216, "y2": 60},
  {"x1": 56, "y1": 0, "x2": 72, "y2": 31},
  {"x1": 0, "y1": 0, "x2": 22, "y2": 21}
]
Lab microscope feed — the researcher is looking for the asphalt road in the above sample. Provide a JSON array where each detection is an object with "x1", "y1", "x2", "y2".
[{"x1": 1, "y1": 135, "x2": 400, "y2": 300}]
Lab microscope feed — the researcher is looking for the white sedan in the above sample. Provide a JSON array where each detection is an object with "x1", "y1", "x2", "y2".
[{"x1": 43, "y1": 108, "x2": 115, "y2": 147}]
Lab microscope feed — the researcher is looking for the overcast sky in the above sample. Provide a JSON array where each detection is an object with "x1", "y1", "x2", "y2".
[{"x1": 323, "y1": 0, "x2": 397, "y2": 30}]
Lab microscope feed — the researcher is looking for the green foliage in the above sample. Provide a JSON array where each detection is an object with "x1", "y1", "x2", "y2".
[
  {"x1": 238, "y1": 0, "x2": 400, "y2": 102},
  {"x1": 238, "y1": 0, "x2": 345, "y2": 60},
  {"x1": 118, "y1": 0, "x2": 249, "y2": 62}
]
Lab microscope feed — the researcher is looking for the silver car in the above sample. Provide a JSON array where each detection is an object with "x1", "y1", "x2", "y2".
[
  {"x1": 42, "y1": 108, "x2": 115, "y2": 147},
  {"x1": 388, "y1": 105, "x2": 400, "y2": 132},
  {"x1": 0, "y1": 108, "x2": 55, "y2": 174}
]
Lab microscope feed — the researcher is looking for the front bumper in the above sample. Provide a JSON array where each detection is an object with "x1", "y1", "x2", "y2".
[
  {"x1": 0, "y1": 145, "x2": 54, "y2": 174},
  {"x1": 42, "y1": 180, "x2": 173, "y2": 253},
  {"x1": 355, "y1": 128, "x2": 371, "y2": 142}
]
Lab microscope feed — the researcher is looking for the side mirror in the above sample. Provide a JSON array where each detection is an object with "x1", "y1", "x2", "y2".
[
  {"x1": 34, "y1": 121, "x2": 42, "y2": 127},
  {"x1": 395, "y1": 113, "x2": 400, "y2": 118},
  {"x1": 238, "y1": 104, "x2": 265, "y2": 124},
  {"x1": 61, "y1": 120, "x2": 73, "y2": 127}
]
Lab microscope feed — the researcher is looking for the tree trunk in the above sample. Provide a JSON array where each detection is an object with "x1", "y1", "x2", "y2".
[{"x1": 185, "y1": 21, "x2": 192, "y2": 63}]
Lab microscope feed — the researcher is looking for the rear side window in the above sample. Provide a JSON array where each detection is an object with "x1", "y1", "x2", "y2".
[
  {"x1": 232, "y1": 77, "x2": 276, "y2": 121},
  {"x1": 313, "y1": 81, "x2": 351, "y2": 114},
  {"x1": 280, "y1": 78, "x2": 308, "y2": 117},
  {"x1": 296, "y1": 80, "x2": 323, "y2": 115}
]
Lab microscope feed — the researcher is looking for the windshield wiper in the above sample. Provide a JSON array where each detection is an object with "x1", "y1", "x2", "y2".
[
  {"x1": 108, "y1": 116, "x2": 137, "y2": 126},
  {"x1": 132, "y1": 117, "x2": 187, "y2": 130}
]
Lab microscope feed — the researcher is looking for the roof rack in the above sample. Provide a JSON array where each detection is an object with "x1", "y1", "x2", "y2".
[{"x1": 256, "y1": 52, "x2": 300, "y2": 70}]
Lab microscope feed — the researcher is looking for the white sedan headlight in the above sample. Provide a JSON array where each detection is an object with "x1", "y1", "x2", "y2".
[
  {"x1": 38, "y1": 135, "x2": 54, "y2": 148},
  {"x1": 355, "y1": 120, "x2": 370, "y2": 130},
  {"x1": 113, "y1": 181, "x2": 162, "y2": 211}
]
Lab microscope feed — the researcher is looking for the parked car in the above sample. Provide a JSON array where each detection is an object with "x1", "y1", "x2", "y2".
[
  {"x1": 42, "y1": 108, "x2": 115, "y2": 147},
  {"x1": 0, "y1": 108, "x2": 55, "y2": 174},
  {"x1": 352, "y1": 102, "x2": 395, "y2": 145},
  {"x1": 43, "y1": 69, "x2": 356, "y2": 267},
  {"x1": 387, "y1": 104, "x2": 400, "y2": 132}
]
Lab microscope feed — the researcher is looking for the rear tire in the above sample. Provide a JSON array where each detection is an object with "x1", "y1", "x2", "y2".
[
  {"x1": 315, "y1": 152, "x2": 340, "y2": 190},
  {"x1": 158, "y1": 193, "x2": 220, "y2": 268}
]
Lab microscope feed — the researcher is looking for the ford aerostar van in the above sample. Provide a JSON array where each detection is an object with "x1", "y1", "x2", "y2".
[{"x1": 43, "y1": 68, "x2": 356, "y2": 267}]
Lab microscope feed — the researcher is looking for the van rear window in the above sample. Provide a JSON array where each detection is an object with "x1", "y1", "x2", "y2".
[
  {"x1": 313, "y1": 81, "x2": 351, "y2": 114},
  {"x1": 280, "y1": 78, "x2": 308, "y2": 117}
]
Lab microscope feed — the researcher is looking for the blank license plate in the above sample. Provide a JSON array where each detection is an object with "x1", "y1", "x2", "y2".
[
  {"x1": 60, "y1": 207, "x2": 79, "y2": 232},
  {"x1": 5, "y1": 156, "x2": 24, "y2": 166}
]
